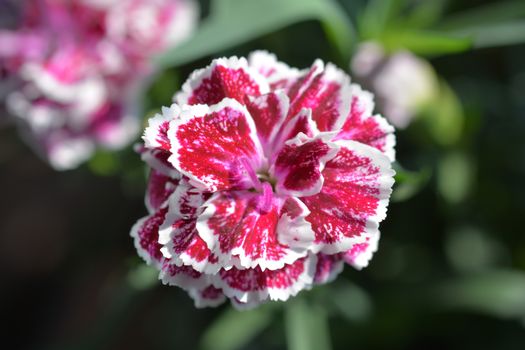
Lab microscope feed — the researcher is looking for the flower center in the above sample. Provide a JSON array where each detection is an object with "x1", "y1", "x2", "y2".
[
  {"x1": 256, "y1": 169, "x2": 276, "y2": 188},
  {"x1": 240, "y1": 158, "x2": 277, "y2": 192}
]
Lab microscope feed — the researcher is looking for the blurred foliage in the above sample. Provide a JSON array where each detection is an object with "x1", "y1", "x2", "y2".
[
  {"x1": 201, "y1": 305, "x2": 275, "y2": 350},
  {"x1": 156, "y1": 0, "x2": 354, "y2": 67},
  {"x1": 1, "y1": 0, "x2": 525, "y2": 350}
]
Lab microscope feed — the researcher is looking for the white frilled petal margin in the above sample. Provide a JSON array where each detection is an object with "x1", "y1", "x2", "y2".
[
  {"x1": 245, "y1": 90, "x2": 289, "y2": 157},
  {"x1": 159, "y1": 262, "x2": 210, "y2": 291},
  {"x1": 188, "y1": 285, "x2": 227, "y2": 308},
  {"x1": 174, "y1": 56, "x2": 270, "y2": 105},
  {"x1": 336, "y1": 84, "x2": 396, "y2": 162},
  {"x1": 211, "y1": 254, "x2": 317, "y2": 309},
  {"x1": 157, "y1": 180, "x2": 226, "y2": 274},
  {"x1": 167, "y1": 98, "x2": 265, "y2": 192},
  {"x1": 313, "y1": 253, "x2": 345, "y2": 285},
  {"x1": 335, "y1": 140, "x2": 396, "y2": 225},
  {"x1": 344, "y1": 232, "x2": 380, "y2": 270},
  {"x1": 195, "y1": 191, "x2": 310, "y2": 272},
  {"x1": 144, "y1": 168, "x2": 179, "y2": 214},
  {"x1": 129, "y1": 51, "x2": 397, "y2": 309},
  {"x1": 143, "y1": 104, "x2": 181, "y2": 150},
  {"x1": 130, "y1": 205, "x2": 168, "y2": 269},
  {"x1": 276, "y1": 197, "x2": 315, "y2": 250},
  {"x1": 272, "y1": 132, "x2": 340, "y2": 198},
  {"x1": 139, "y1": 147, "x2": 181, "y2": 179},
  {"x1": 302, "y1": 139, "x2": 395, "y2": 255},
  {"x1": 247, "y1": 50, "x2": 301, "y2": 91}
]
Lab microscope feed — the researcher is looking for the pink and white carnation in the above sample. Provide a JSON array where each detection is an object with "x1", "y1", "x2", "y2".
[
  {"x1": 131, "y1": 51, "x2": 396, "y2": 309},
  {"x1": 0, "y1": 0, "x2": 198, "y2": 170}
]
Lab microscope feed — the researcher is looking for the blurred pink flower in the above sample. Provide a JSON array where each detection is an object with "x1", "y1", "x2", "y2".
[
  {"x1": 0, "y1": 0, "x2": 198, "y2": 169},
  {"x1": 351, "y1": 42, "x2": 438, "y2": 129},
  {"x1": 131, "y1": 52, "x2": 396, "y2": 309}
]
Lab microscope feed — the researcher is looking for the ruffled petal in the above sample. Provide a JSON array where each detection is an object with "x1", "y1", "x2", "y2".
[
  {"x1": 168, "y1": 98, "x2": 264, "y2": 192},
  {"x1": 145, "y1": 169, "x2": 179, "y2": 213},
  {"x1": 143, "y1": 105, "x2": 180, "y2": 151},
  {"x1": 245, "y1": 91, "x2": 289, "y2": 156},
  {"x1": 139, "y1": 147, "x2": 180, "y2": 178},
  {"x1": 213, "y1": 255, "x2": 317, "y2": 306},
  {"x1": 335, "y1": 84, "x2": 396, "y2": 161},
  {"x1": 130, "y1": 206, "x2": 168, "y2": 268},
  {"x1": 302, "y1": 140, "x2": 395, "y2": 254},
  {"x1": 175, "y1": 56, "x2": 269, "y2": 106},
  {"x1": 159, "y1": 261, "x2": 209, "y2": 290},
  {"x1": 286, "y1": 61, "x2": 352, "y2": 132},
  {"x1": 271, "y1": 108, "x2": 319, "y2": 154},
  {"x1": 343, "y1": 232, "x2": 380, "y2": 270},
  {"x1": 273, "y1": 133, "x2": 339, "y2": 197},
  {"x1": 314, "y1": 253, "x2": 344, "y2": 285},
  {"x1": 158, "y1": 181, "x2": 222, "y2": 273},
  {"x1": 277, "y1": 197, "x2": 315, "y2": 250},
  {"x1": 248, "y1": 50, "x2": 301, "y2": 91},
  {"x1": 230, "y1": 296, "x2": 267, "y2": 310},
  {"x1": 197, "y1": 191, "x2": 307, "y2": 271},
  {"x1": 189, "y1": 285, "x2": 227, "y2": 308}
]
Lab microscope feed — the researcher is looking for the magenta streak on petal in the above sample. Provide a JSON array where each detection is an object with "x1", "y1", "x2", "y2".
[
  {"x1": 146, "y1": 169, "x2": 178, "y2": 212},
  {"x1": 156, "y1": 120, "x2": 171, "y2": 151},
  {"x1": 344, "y1": 242, "x2": 369, "y2": 264},
  {"x1": 245, "y1": 91, "x2": 288, "y2": 156},
  {"x1": 137, "y1": 207, "x2": 167, "y2": 263},
  {"x1": 284, "y1": 62, "x2": 347, "y2": 132},
  {"x1": 163, "y1": 263, "x2": 203, "y2": 279},
  {"x1": 218, "y1": 256, "x2": 307, "y2": 292},
  {"x1": 336, "y1": 95, "x2": 391, "y2": 154},
  {"x1": 271, "y1": 110, "x2": 317, "y2": 159},
  {"x1": 172, "y1": 105, "x2": 261, "y2": 192},
  {"x1": 188, "y1": 65, "x2": 263, "y2": 105},
  {"x1": 286, "y1": 63, "x2": 322, "y2": 104},
  {"x1": 204, "y1": 192, "x2": 293, "y2": 268},
  {"x1": 302, "y1": 145, "x2": 386, "y2": 252},
  {"x1": 200, "y1": 285, "x2": 224, "y2": 300},
  {"x1": 274, "y1": 138, "x2": 334, "y2": 196},
  {"x1": 171, "y1": 219, "x2": 212, "y2": 263},
  {"x1": 314, "y1": 253, "x2": 343, "y2": 284},
  {"x1": 288, "y1": 79, "x2": 344, "y2": 132}
]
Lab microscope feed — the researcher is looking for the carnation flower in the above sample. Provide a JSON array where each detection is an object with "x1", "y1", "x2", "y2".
[
  {"x1": 131, "y1": 51, "x2": 396, "y2": 309},
  {"x1": 0, "y1": 0, "x2": 197, "y2": 169},
  {"x1": 351, "y1": 42, "x2": 438, "y2": 129}
]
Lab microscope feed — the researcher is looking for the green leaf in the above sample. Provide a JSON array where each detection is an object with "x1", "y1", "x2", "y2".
[
  {"x1": 404, "y1": 0, "x2": 447, "y2": 29},
  {"x1": 438, "y1": 1, "x2": 525, "y2": 49},
  {"x1": 381, "y1": 30, "x2": 471, "y2": 55},
  {"x1": 200, "y1": 305, "x2": 274, "y2": 350},
  {"x1": 453, "y1": 21, "x2": 525, "y2": 49},
  {"x1": 440, "y1": 0, "x2": 525, "y2": 29},
  {"x1": 285, "y1": 298, "x2": 332, "y2": 350},
  {"x1": 359, "y1": 0, "x2": 405, "y2": 39},
  {"x1": 392, "y1": 163, "x2": 431, "y2": 202},
  {"x1": 155, "y1": 0, "x2": 353, "y2": 68}
]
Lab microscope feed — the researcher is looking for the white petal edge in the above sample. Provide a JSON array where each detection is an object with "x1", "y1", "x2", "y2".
[
  {"x1": 174, "y1": 56, "x2": 270, "y2": 105},
  {"x1": 167, "y1": 98, "x2": 265, "y2": 192}
]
